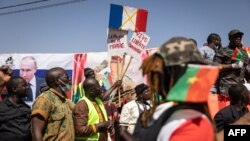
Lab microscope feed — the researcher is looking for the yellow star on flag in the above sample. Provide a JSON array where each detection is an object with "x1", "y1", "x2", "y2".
[{"x1": 187, "y1": 76, "x2": 198, "y2": 84}]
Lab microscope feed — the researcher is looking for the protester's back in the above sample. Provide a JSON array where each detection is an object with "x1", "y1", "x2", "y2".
[{"x1": 119, "y1": 37, "x2": 218, "y2": 141}]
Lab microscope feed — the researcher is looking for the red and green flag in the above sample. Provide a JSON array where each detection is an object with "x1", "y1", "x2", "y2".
[
  {"x1": 231, "y1": 48, "x2": 243, "y2": 62},
  {"x1": 72, "y1": 53, "x2": 87, "y2": 103},
  {"x1": 167, "y1": 65, "x2": 219, "y2": 103},
  {"x1": 243, "y1": 47, "x2": 250, "y2": 57}
]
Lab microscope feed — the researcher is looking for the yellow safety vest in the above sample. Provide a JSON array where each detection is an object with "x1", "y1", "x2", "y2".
[
  {"x1": 79, "y1": 82, "x2": 85, "y2": 98},
  {"x1": 75, "y1": 97, "x2": 108, "y2": 141}
]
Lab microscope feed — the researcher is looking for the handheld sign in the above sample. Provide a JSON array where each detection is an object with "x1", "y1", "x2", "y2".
[
  {"x1": 127, "y1": 32, "x2": 150, "y2": 61},
  {"x1": 107, "y1": 28, "x2": 128, "y2": 57}
]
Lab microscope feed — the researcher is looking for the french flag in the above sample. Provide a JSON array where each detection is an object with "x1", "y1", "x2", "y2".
[{"x1": 109, "y1": 4, "x2": 148, "y2": 32}]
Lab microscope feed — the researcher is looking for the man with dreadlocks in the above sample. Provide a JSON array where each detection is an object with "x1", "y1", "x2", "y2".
[{"x1": 120, "y1": 37, "x2": 219, "y2": 141}]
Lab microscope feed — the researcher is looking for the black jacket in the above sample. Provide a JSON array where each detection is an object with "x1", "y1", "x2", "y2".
[
  {"x1": 214, "y1": 105, "x2": 249, "y2": 132},
  {"x1": 0, "y1": 98, "x2": 31, "y2": 141}
]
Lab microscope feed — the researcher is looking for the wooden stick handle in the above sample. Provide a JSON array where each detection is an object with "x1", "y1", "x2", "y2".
[{"x1": 121, "y1": 56, "x2": 133, "y2": 81}]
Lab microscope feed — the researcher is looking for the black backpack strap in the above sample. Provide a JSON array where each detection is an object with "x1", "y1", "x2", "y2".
[{"x1": 135, "y1": 101, "x2": 145, "y2": 115}]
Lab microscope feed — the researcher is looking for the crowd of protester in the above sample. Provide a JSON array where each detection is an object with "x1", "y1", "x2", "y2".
[{"x1": 0, "y1": 29, "x2": 250, "y2": 141}]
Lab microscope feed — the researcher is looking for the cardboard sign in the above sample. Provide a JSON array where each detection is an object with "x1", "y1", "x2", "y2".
[
  {"x1": 127, "y1": 32, "x2": 150, "y2": 61},
  {"x1": 107, "y1": 28, "x2": 128, "y2": 56}
]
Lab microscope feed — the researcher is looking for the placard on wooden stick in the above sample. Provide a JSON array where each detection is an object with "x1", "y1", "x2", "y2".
[
  {"x1": 107, "y1": 28, "x2": 128, "y2": 57},
  {"x1": 127, "y1": 32, "x2": 150, "y2": 61}
]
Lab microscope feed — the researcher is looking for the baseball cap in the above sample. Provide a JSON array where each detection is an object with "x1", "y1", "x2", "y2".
[
  {"x1": 228, "y1": 29, "x2": 244, "y2": 38},
  {"x1": 158, "y1": 37, "x2": 216, "y2": 66}
]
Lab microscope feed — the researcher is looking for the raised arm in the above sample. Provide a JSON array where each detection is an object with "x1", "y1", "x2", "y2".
[{"x1": 102, "y1": 80, "x2": 122, "y2": 100}]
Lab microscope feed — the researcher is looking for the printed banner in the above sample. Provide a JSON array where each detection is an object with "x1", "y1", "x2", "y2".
[
  {"x1": 0, "y1": 49, "x2": 156, "y2": 105},
  {"x1": 127, "y1": 32, "x2": 150, "y2": 61},
  {"x1": 109, "y1": 4, "x2": 148, "y2": 32},
  {"x1": 107, "y1": 28, "x2": 128, "y2": 56},
  {"x1": 0, "y1": 54, "x2": 73, "y2": 107},
  {"x1": 85, "y1": 52, "x2": 140, "y2": 91}
]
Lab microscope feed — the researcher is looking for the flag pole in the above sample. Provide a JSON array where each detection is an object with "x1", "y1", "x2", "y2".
[
  {"x1": 121, "y1": 54, "x2": 126, "y2": 77},
  {"x1": 121, "y1": 56, "x2": 133, "y2": 81},
  {"x1": 117, "y1": 55, "x2": 121, "y2": 107},
  {"x1": 108, "y1": 88, "x2": 118, "y2": 105},
  {"x1": 116, "y1": 54, "x2": 126, "y2": 107}
]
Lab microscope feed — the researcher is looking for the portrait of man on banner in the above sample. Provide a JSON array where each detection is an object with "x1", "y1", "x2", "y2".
[
  {"x1": 0, "y1": 54, "x2": 74, "y2": 107},
  {"x1": 19, "y1": 56, "x2": 45, "y2": 105}
]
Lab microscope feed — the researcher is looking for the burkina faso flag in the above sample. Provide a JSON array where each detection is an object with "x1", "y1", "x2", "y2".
[
  {"x1": 243, "y1": 47, "x2": 250, "y2": 57},
  {"x1": 167, "y1": 65, "x2": 219, "y2": 103},
  {"x1": 231, "y1": 48, "x2": 243, "y2": 62}
]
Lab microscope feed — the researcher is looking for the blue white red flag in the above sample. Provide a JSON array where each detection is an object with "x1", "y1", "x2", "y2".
[{"x1": 109, "y1": 4, "x2": 148, "y2": 32}]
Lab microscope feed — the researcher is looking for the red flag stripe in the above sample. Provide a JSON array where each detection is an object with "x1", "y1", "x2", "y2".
[
  {"x1": 186, "y1": 67, "x2": 219, "y2": 102},
  {"x1": 135, "y1": 9, "x2": 148, "y2": 32}
]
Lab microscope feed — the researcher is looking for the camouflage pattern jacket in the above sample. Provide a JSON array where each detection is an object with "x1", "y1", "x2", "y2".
[{"x1": 213, "y1": 46, "x2": 249, "y2": 92}]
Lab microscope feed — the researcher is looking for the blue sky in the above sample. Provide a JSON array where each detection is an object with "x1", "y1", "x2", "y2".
[{"x1": 0, "y1": 0, "x2": 249, "y2": 53}]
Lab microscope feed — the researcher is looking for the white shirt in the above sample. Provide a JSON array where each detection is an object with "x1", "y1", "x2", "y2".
[
  {"x1": 29, "y1": 76, "x2": 36, "y2": 100},
  {"x1": 199, "y1": 46, "x2": 215, "y2": 61},
  {"x1": 119, "y1": 100, "x2": 151, "y2": 134}
]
